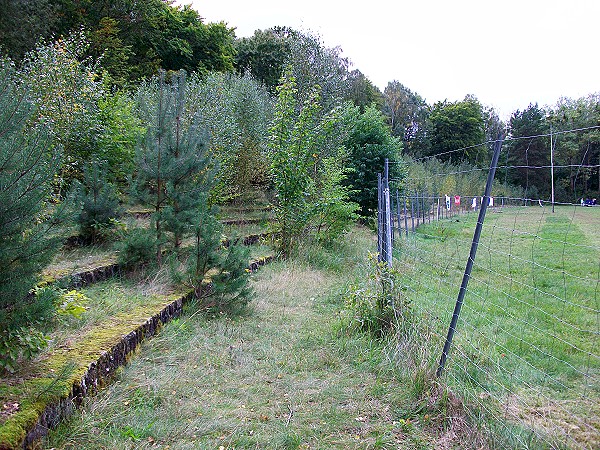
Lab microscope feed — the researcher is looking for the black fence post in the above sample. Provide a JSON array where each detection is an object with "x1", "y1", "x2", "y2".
[{"x1": 437, "y1": 136, "x2": 504, "y2": 377}]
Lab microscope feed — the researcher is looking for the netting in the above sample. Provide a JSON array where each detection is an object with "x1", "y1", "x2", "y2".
[{"x1": 380, "y1": 129, "x2": 599, "y2": 448}]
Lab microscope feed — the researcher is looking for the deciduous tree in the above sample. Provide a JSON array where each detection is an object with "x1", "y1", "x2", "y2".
[
  {"x1": 342, "y1": 104, "x2": 403, "y2": 216},
  {"x1": 269, "y1": 73, "x2": 357, "y2": 255},
  {"x1": 427, "y1": 96, "x2": 486, "y2": 164},
  {"x1": 506, "y1": 103, "x2": 550, "y2": 199},
  {"x1": 382, "y1": 80, "x2": 429, "y2": 156}
]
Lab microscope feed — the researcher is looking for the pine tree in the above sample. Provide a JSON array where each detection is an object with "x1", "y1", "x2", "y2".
[
  {"x1": 76, "y1": 159, "x2": 122, "y2": 244},
  {"x1": 0, "y1": 58, "x2": 64, "y2": 371},
  {"x1": 177, "y1": 198, "x2": 253, "y2": 313},
  {"x1": 133, "y1": 70, "x2": 212, "y2": 262},
  {"x1": 134, "y1": 70, "x2": 253, "y2": 310}
]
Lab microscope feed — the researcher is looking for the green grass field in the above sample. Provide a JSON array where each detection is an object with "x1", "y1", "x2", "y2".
[{"x1": 395, "y1": 205, "x2": 599, "y2": 448}]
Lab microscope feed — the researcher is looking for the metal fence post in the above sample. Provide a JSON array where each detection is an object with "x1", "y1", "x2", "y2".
[
  {"x1": 437, "y1": 136, "x2": 504, "y2": 377},
  {"x1": 410, "y1": 194, "x2": 415, "y2": 233},
  {"x1": 377, "y1": 173, "x2": 382, "y2": 262},
  {"x1": 396, "y1": 190, "x2": 402, "y2": 239},
  {"x1": 404, "y1": 197, "x2": 409, "y2": 237},
  {"x1": 384, "y1": 159, "x2": 393, "y2": 267}
]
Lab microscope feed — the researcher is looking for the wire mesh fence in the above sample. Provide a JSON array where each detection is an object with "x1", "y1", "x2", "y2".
[{"x1": 378, "y1": 130, "x2": 599, "y2": 448}]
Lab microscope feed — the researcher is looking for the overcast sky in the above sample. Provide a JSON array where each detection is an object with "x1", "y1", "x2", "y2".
[{"x1": 175, "y1": 0, "x2": 599, "y2": 120}]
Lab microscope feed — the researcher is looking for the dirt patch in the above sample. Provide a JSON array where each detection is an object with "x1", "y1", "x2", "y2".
[{"x1": 0, "y1": 402, "x2": 19, "y2": 423}]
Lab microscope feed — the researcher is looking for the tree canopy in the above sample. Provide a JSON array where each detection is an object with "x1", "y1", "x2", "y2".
[
  {"x1": 427, "y1": 96, "x2": 486, "y2": 164},
  {"x1": 382, "y1": 80, "x2": 429, "y2": 155},
  {"x1": 342, "y1": 104, "x2": 404, "y2": 216},
  {"x1": 0, "y1": 0, "x2": 236, "y2": 86},
  {"x1": 234, "y1": 27, "x2": 294, "y2": 93}
]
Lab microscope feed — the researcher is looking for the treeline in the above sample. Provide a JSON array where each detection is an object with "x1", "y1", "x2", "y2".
[
  {"x1": 382, "y1": 83, "x2": 600, "y2": 201},
  {"x1": 0, "y1": 0, "x2": 236, "y2": 85},
  {"x1": 1, "y1": 0, "x2": 598, "y2": 203}
]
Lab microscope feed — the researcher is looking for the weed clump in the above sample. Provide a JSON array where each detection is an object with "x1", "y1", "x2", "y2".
[{"x1": 341, "y1": 253, "x2": 411, "y2": 337}]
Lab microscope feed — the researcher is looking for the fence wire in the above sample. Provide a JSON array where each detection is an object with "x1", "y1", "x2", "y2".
[{"x1": 380, "y1": 129, "x2": 599, "y2": 449}]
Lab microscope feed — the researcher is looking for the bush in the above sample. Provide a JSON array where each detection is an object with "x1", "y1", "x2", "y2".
[
  {"x1": 118, "y1": 228, "x2": 157, "y2": 269},
  {"x1": 0, "y1": 286, "x2": 88, "y2": 373},
  {"x1": 341, "y1": 254, "x2": 411, "y2": 337},
  {"x1": 0, "y1": 326, "x2": 49, "y2": 373}
]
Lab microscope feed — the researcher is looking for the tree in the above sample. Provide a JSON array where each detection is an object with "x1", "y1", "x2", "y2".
[
  {"x1": 184, "y1": 71, "x2": 273, "y2": 204},
  {"x1": 269, "y1": 74, "x2": 317, "y2": 256},
  {"x1": 90, "y1": 17, "x2": 134, "y2": 88},
  {"x1": 286, "y1": 31, "x2": 351, "y2": 115},
  {"x1": 234, "y1": 27, "x2": 293, "y2": 93},
  {"x1": 0, "y1": 0, "x2": 68, "y2": 62},
  {"x1": 133, "y1": 70, "x2": 212, "y2": 260},
  {"x1": 427, "y1": 96, "x2": 486, "y2": 164},
  {"x1": 310, "y1": 155, "x2": 359, "y2": 243},
  {"x1": 178, "y1": 203, "x2": 253, "y2": 312},
  {"x1": 76, "y1": 159, "x2": 122, "y2": 244},
  {"x1": 0, "y1": 0, "x2": 237, "y2": 85},
  {"x1": 506, "y1": 103, "x2": 550, "y2": 199},
  {"x1": 269, "y1": 73, "x2": 357, "y2": 255},
  {"x1": 226, "y1": 72, "x2": 273, "y2": 200},
  {"x1": 345, "y1": 69, "x2": 383, "y2": 112},
  {"x1": 132, "y1": 70, "x2": 253, "y2": 310},
  {"x1": 550, "y1": 95, "x2": 600, "y2": 199},
  {"x1": 342, "y1": 104, "x2": 403, "y2": 216},
  {"x1": 0, "y1": 58, "x2": 65, "y2": 371},
  {"x1": 381, "y1": 80, "x2": 429, "y2": 156},
  {"x1": 19, "y1": 32, "x2": 106, "y2": 186},
  {"x1": 96, "y1": 90, "x2": 145, "y2": 185},
  {"x1": 155, "y1": 5, "x2": 236, "y2": 75},
  {"x1": 235, "y1": 27, "x2": 352, "y2": 113}
]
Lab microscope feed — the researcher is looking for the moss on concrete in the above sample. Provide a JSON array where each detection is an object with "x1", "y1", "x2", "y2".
[{"x1": 0, "y1": 254, "x2": 273, "y2": 449}]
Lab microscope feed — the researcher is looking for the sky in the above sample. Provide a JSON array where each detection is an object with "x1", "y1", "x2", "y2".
[{"x1": 175, "y1": 0, "x2": 599, "y2": 120}]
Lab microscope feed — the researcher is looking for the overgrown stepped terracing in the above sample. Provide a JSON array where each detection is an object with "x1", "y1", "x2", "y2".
[{"x1": 0, "y1": 232, "x2": 274, "y2": 450}]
